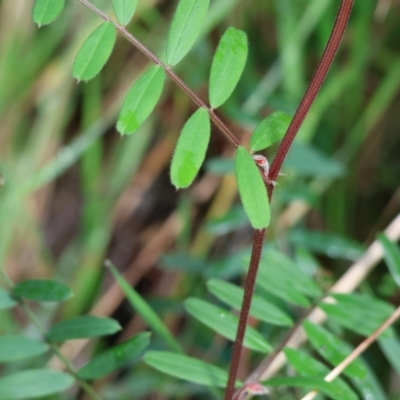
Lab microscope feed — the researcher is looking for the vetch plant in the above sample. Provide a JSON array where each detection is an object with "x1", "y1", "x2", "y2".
[{"x1": 1, "y1": 0, "x2": 400, "y2": 399}]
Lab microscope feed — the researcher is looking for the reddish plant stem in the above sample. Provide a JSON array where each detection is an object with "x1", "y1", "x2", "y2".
[{"x1": 224, "y1": 1, "x2": 354, "y2": 399}]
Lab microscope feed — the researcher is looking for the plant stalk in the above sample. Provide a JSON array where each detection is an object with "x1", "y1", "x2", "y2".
[{"x1": 224, "y1": 1, "x2": 354, "y2": 399}]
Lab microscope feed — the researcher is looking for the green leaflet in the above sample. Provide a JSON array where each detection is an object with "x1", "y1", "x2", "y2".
[
  {"x1": 72, "y1": 22, "x2": 117, "y2": 81},
  {"x1": 265, "y1": 376, "x2": 355, "y2": 400},
  {"x1": 144, "y1": 351, "x2": 235, "y2": 388},
  {"x1": 32, "y1": 0, "x2": 65, "y2": 26},
  {"x1": 207, "y1": 279, "x2": 293, "y2": 326},
  {"x1": 117, "y1": 66, "x2": 165, "y2": 135},
  {"x1": 319, "y1": 293, "x2": 394, "y2": 337},
  {"x1": 112, "y1": 0, "x2": 138, "y2": 25},
  {"x1": 13, "y1": 279, "x2": 73, "y2": 302},
  {"x1": 378, "y1": 233, "x2": 400, "y2": 287},
  {"x1": 48, "y1": 316, "x2": 121, "y2": 342},
  {"x1": 170, "y1": 108, "x2": 210, "y2": 188},
  {"x1": 0, "y1": 288, "x2": 17, "y2": 310},
  {"x1": 184, "y1": 297, "x2": 271, "y2": 353},
  {"x1": 235, "y1": 146, "x2": 270, "y2": 229},
  {"x1": 209, "y1": 27, "x2": 248, "y2": 108},
  {"x1": 284, "y1": 348, "x2": 358, "y2": 400},
  {"x1": 0, "y1": 370, "x2": 74, "y2": 399},
  {"x1": 250, "y1": 111, "x2": 292, "y2": 152},
  {"x1": 78, "y1": 332, "x2": 150, "y2": 379},
  {"x1": 303, "y1": 321, "x2": 367, "y2": 379},
  {"x1": 0, "y1": 336, "x2": 49, "y2": 363},
  {"x1": 166, "y1": 0, "x2": 210, "y2": 66}
]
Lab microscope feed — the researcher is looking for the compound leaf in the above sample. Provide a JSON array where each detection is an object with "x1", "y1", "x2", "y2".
[
  {"x1": 166, "y1": 0, "x2": 210, "y2": 66},
  {"x1": 235, "y1": 146, "x2": 269, "y2": 229},
  {"x1": 32, "y1": 0, "x2": 65, "y2": 26},
  {"x1": 72, "y1": 22, "x2": 117, "y2": 81},
  {"x1": 112, "y1": 0, "x2": 137, "y2": 25},
  {"x1": 209, "y1": 27, "x2": 248, "y2": 108},
  {"x1": 117, "y1": 66, "x2": 165, "y2": 135},
  {"x1": 170, "y1": 108, "x2": 210, "y2": 188},
  {"x1": 48, "y1": 316, "x2": 121, "y2": 342},
  {"x1": 250, "y1": 111, "x2": 292, "y2": 152},
  {"x1": 13, "y1": 279, "x2": 73, "y2": 302},
  {"x1": 0, "y1": 370, "x2": 73, "y2": 399}
]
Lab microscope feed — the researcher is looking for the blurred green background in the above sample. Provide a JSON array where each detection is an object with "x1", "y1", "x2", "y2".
[{"x1": 1, "y1": 0, "x2": 400, "y2": 398}]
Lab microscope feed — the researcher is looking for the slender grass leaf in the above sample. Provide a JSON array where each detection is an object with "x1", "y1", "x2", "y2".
[
  {"x1": 207, "y1": 279, "x2": 293, "y2": 326},
  {"x1": 32, "y1": 0, "x2": 65, "y2": 26},
  {"x1": 0, "y1": 369, "x2": 74, "y2": 399},
  {"x1": 0, "y1": 289, "x2": 17, "y2": 310},
  {"x1": 303, "y1": 321, "x2": 367, "y2": 379},
  {"x1": 170, "y1": 108, "x2": 210, "y2": 188},
  {"x1": 184, "y1": 297, "x2": 271, "y2": 353},
  {"x1": 72, "y1": 22, "x2": 117, "y2": 81},
  {"x1": 235, "y1": 146, "x2": 270, "y2": 229},
  {"x1": 117, "y1": 66, "x2": 165, "y2": 135},
  {"x1": 377, "y1": 233, "x2": 400, "y2": 287},
  {"x1": 13, "y1": 279, "x2": 73, "y2": 302},
  {"x1": 48, "y1": 316, "x2": 121, "y2": 342},
  {"x1": 319, "y1": 293, "x2": 394, "y2": 337},
  {"x1": 112, "y1": 0, "x2": 137, "y2": 25},
  {"x1": 206, "y1": 206, "x2": 248, "y2": 236},
  {"x1": 284, "y1": 348, "x2": 358, "y2": 400},
  {"x1": 144, "y1": 351, "x2": 238, "y2": 388},
  {"x1": 107, "y1": 262, "x2": 183, "y2": 353},
  {"x1": 209, "y1": 27, "x2": 248, "y2": 108},
  {"x1": 205, "y1": 157, "x2": 235, "y2": 175},
  {"x1": 166, "y1": 0, "x2": 210, "y2": 66},
  {"x1": 78, "y1": 332, "x2": 150, "y2": 379},
  {"x1": 250, "y1": 111, "x2": 292, "y2": 152},
  {"x1": 0, "y1": 336, "x2": 49, "y2": 362},
  {"x1": 265, "y1": 376, "x2": 353, "y2": 400}
]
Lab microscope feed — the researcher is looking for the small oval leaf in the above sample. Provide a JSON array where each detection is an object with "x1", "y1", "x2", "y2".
[
  {"x1": 0, "y1": 369, "x2": 74, "y2": 399},
  {"x1": 184, "y1": 298, "x2": 271, "y2": 353},
  {"x1": 78, "y1": 332, "x2": 150, "y2": 379},
  {"x1": 72, "y1": 22, "x2": 117, "y2": 81},
  {"x1": 378, "y1": 233, "x2": 400, "y2": 287},
  {"x1": 0, "y1": 288, "x2": 17, "y2": 310},
  {"x1": 32, "y1": 0, "x2": 65, "y2": 26},
  {"x1": 48, "y1": 316, "x2": 121, "y2": 342},
  {"x1": 144, "y1": 351, "x2": 237, "y2": 388},
  {"x1": 166, "y1": 0, "x2": 210, "y2": 66},
  {"x1": 117, "y1": 66, "x2": 165, "y2": 135},
  {"x1": 250, "y1": 111, "x2": 292, "y2": 152},
  {"x1": 170, "y1": 108, "x2": 211, "y2": 188},
  {"x1": 13, "y1": 279, "x2": 73, "y2": 302},
  {"x1": 0, "y1": 335, "x2": 49, "y2": 362},
  {"x1": 209, "y1": 27, "x2": 248, "y2": 108},
  {"x1": 112, "y1": 0, "x2": 137, "y2": 25},
  {"x1": 235, "y1": 146, "x2": 270, "y2": 229}
]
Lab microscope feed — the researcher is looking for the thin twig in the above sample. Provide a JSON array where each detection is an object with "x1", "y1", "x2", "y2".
[
  {"x1": 77, "y1": 0, "x2": 240, "y2": 148},
  {"x1": 300, "y1": 305, "x2": 400, "y2": 400},
  {"x1": 225, "y1": 1, "x2": 354, "y2": 398}
]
